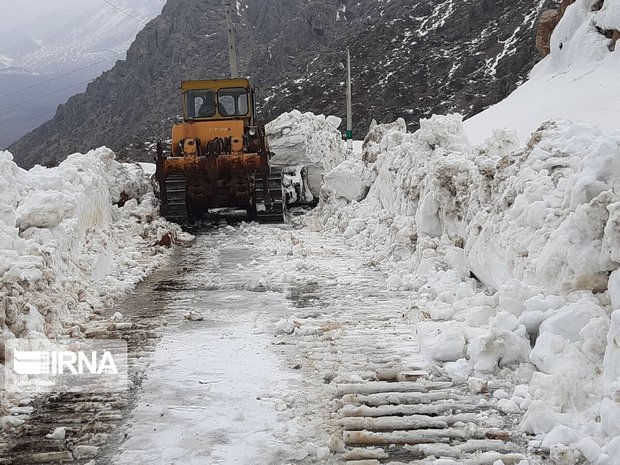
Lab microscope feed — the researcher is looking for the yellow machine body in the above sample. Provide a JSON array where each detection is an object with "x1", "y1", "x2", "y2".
[{"x1": 156, "y1": 77, "x2": 282, "y2": 222}]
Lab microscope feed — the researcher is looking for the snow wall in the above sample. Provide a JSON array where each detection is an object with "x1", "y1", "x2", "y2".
[
  {"x1": 306, "y1": 2, "x2": 620, "y2": 458},
  {"x1": 312, "y1": 114, "x2": 620, "y2": 461},
  {"x1": 0, "y1": 148, "x2": 186, "y2": 351},
  {"x1": 266, "y1": 110, "x2": 349, "y2": 200}
]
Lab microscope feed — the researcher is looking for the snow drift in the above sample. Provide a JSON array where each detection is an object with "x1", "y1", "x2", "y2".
[
  {"x1": 0, "y1": 147, "x2": 186, "y2": 349},
  {"x1": 266, "y1": 3, "x2": 620, "y2": 455},
  {"x1": 310, "y1": 112, "x2": 620, "y2": 461},
  {"x1": 302, "y1": 3, "x2": 620, "y2": 459}
]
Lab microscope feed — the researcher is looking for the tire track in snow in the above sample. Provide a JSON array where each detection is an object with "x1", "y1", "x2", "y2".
[
  {"x1": 263, "y1": 226, "x2": 547, "y2": 464},
  {"x1": 0, "y1": 242, "x2": 199, "y2": 464}
]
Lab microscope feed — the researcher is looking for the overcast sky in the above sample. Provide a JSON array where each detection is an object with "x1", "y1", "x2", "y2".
[
  {"x1": 1, "y1": 0, "x2": 89, "y2": 29},
  {"x1": 0, "y1": 0, "x2": 163, "y2": 33}
]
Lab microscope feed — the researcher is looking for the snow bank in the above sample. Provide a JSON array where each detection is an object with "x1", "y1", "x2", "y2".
[
  {"x1": 311, "y1": 114, "x2": 620, "y2": 460},
  {"x1": 465, "y1": 0, "x2": 620, "y2": 144},
  {"x1": 0, "y1": 147, "x2": 186, "y2": 347},
  {"x1": 307, "y1": 2, "x2": 620, "y2": 458},
  {"x1": 266, "y1": 110, "x2": 349, "y2": 198}
]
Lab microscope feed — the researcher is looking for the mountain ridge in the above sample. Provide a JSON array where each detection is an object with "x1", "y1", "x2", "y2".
[{"x1": 9, "y1": 0, "x2": 557, "y2": 168}]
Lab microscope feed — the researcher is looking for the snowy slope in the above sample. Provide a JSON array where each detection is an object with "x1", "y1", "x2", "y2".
[
  {"x1": 0, "y1": 54, "x2": 14, "y2": 71},
  {"x1": 465, "y1": 0, "x2": 620, "y2": 144},
  {"x1": 0, "y1": 0, "x2": 163, "y2": 74}
]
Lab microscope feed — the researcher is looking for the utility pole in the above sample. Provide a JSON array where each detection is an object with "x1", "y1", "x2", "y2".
[
  {"x1": 346, "y1": 47, "x2": 353, "y2": 150},
  {"x1": 223, "y1": 0, "x2": 239, "y2": 78}
]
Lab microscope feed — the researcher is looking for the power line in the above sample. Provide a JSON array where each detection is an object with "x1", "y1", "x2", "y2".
[
  {"x1": 1, "y1": 109, "x2": 55, "y2": 130},
  {"x1": 0, "y1": 82, "x2": 89, "y2": 113},
  {"x1": 0, "y1": 56, "x2": 118, "y2": 101},
  {"x1": 101, "y1": 0, "x2": 147, "y2": 25}
]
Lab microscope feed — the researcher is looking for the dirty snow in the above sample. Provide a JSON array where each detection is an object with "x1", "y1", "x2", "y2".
[
  {"x1": 308, "y1": 112, "x2": 620, "y2": 461},
  {"x1": 0, "y1": 147, "x2": 188, "y2": 428}
]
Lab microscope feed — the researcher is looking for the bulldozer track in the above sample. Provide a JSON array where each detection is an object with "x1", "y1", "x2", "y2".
[
  {"x1": 254, "y1": 168, "x2": 285, "y2": 223},
  {"x1": 287, "y1": 305, "x2": 535, "y2": 464},
  {"x1": 161, "y1": 175, "x2": 188, "y2": 224},
  {"x1": 277, "y1": 232, "x2": 543, "y2": 465},
  {"x1": 0, "y1": 251, "x2": 196, "y2": 465}
]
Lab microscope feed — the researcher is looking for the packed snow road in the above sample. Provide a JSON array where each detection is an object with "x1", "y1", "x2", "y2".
[{"x1": 1, "y1": 222, "x2": 545, "y2": 464}]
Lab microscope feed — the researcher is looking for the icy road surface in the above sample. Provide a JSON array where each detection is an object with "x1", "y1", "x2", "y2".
[
  {"x1": 0, "y1": 223, "x2": 545, "y2": 464},
  {"x1": 111, "y1": 223, "x2": 543, "y2": 465},
  {"x1": 114, "y1": 241, "x2": 298, "y2": 464}
]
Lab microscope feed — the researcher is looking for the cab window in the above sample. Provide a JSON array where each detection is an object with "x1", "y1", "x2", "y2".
[
  {"x1": 217, "y1": 88, "x2": 249, "y2": 116},
  {"x1": 186, "y1": 89, "x2": 216, "y2": 118}
]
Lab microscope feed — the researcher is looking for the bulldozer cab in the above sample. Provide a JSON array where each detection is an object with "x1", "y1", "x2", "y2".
[{"x1": 181, "y1": 78, "x2": 256, "y2": 125}]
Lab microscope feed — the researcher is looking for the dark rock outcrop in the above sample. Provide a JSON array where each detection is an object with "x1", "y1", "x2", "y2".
[
  {"x1": 10, "y1": 0, "x2": 557, "y2": 168},
  {"x1": 536, "y1": 0, "x2": 576, "y2": 57},
  {"x1": 536, "y1": 9, "x2": 561, "y2": 56},
  {"x1": 537, "y1": 0, "x2": 620, "y2": 56}
]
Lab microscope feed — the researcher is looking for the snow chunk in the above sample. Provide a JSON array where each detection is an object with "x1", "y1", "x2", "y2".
[
  {"x1": 46, "y1": 427, "x2": 66, "y2": 440},
  {"x1": 541, "y1": 425, "x2": 579, "y2": 451},
  {"x1": 266, "y1": 111, "x2": 348, "y2": 197},
  {"x1": 110, "y1": 312, "x2": 124, "y2": 322},
  {"x1": 444, "y1": 358, "x2": 471, "y2": 384},
  {"x1": 275, "y1": 319, "x2": 296, "y2": 335},
  {"x1": 16, "y1": 191, "x2": 74, "y2": 231},
  {"x1": 497, "y1": 398, "x2": 521, "y2": 414},
  {"x1": 386, "y1": 274, "x2": 404, "y2": 291},
  {"x1": 419, "y1": 322, "x2": 466, "y2": 362},
  {"x1": 183, "y1": 311, "x2": 204, "y2": 321},
  {"x1": 468, "y1": 329, "x2": 530, "y2": 373}
]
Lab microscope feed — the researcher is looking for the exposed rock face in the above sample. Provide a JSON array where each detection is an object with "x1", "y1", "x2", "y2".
[
  {"x1": 10, "y1": 0, "x2": 556, "y2": 168},
  {"x1": 536, "y1": 9, "x2": 561, "y2": 56},
  {"x1": 536, "y1": 0, "x2": 580, "y2": 57},
  {"x1": 537, "y1": 0, "x2": 620, "y2": 56}
]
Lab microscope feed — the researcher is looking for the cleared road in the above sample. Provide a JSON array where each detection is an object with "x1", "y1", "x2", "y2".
[{"x1": 1, "y1": 223, "x2": 543, "y2": 464}]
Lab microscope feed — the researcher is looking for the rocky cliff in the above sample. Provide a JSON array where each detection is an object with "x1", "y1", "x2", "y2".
[
  {"x1": 9, "y1": 0, "x2": 557, "y2": 168},
  {"x1": 537, "y1": 0, "x2": 619, "y2": 57}
]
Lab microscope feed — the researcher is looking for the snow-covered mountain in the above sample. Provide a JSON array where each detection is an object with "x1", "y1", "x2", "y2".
[
  {"x1": 0, "y1": 0, "x2": 163, "y2": 150},
  {"x1": 0, "y1": 0, "x2": 163, "y2": 74},
  {"x1": 0, "y1": 54, "x2": 15, "y2": 71}
]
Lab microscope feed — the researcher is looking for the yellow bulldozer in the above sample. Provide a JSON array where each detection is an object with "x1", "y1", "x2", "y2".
[{"x1": 155, "y1": 78, "x2": 284, "y2": 223}]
